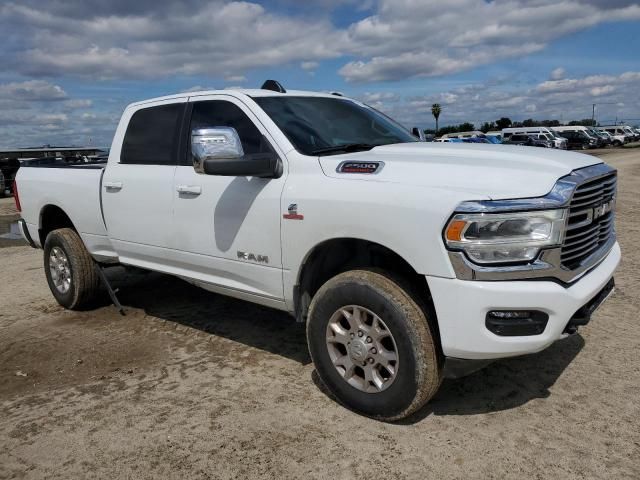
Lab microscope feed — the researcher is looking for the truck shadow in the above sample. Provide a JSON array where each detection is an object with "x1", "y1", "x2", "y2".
[
  {"x1": 107, "y1": 269, "x2": 311, "y2": 366},
  {"x1": 106, "y1": 268, "x2": 584, "y2": 420},
  {"x1": 399, "y1": 334, "x2": 585, "y2": 423}
]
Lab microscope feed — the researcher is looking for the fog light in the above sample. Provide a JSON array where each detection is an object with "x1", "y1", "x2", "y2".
[{"x1": 486, "y1": 310, "x2": 548, "y2": 336}]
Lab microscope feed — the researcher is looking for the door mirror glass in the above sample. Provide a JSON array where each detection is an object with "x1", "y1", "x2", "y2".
[
  {"x1": 191, "y1": 126, "x2": 282, "y2": 178},
  {"x1": 191, "y1": 127, "x2": 244, "y2": 173}
]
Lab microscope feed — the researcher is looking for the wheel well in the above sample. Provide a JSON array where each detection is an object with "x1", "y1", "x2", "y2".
[
  {"x1": 39, "y1": 205, "x2": 76, "y2": 246},
  {"x1": 295, "y1": 238, "x2": 439, "y2": 342}
]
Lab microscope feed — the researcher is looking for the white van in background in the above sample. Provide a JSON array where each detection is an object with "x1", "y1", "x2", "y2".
[
  {"x1": 597, "y1": 126, "x2": 628, "y2": 146},
  {"x1": 622, "y1": 126, "x2": 639, "y2": 141},
  {"x1": 502, "y1": 127, "x2": 567, "y2": 149}
]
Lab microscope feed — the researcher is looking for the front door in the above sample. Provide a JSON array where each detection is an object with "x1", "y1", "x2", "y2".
[{"x1": 171, "y1": 95, "x2": 287, "y2": 301}]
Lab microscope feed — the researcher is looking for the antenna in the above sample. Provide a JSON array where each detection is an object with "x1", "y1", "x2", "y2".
[{"x1": 261, "y1": 80, "x2": 286, "y2": 93}]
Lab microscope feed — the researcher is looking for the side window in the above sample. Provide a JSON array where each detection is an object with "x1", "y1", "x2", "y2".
[
  {"x1": 121, "y1": 103, "x2": 183, "y2": 165},
  {"x1": 189, "y1": 100, "x2": 269, "y2": 161}
]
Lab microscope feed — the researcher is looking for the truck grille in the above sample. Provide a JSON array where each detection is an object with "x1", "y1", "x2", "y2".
[{"x1": 561, "y1": 172, "x2": 616, "y2": 269}]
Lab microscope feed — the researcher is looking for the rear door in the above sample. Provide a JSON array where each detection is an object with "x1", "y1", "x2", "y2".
[
  {"x1": 170, "y1": 95, "x2": 287, "y2": 301},
  {"x1": 102, "y1": 100, "x2": 186, "y2": 267}
]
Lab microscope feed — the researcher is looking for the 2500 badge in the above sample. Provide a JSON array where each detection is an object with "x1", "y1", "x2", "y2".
[{"x1": 337, "y1": 161, "x2": 384, "y2": 174}]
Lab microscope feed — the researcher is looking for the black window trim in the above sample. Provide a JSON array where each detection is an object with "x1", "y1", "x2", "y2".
[
  {"x1": 120, "y1": 101, "x2": 187, "y2": 166},
  {"x1": 180, "y1": 96, "x2": 277, "y2": 167}
]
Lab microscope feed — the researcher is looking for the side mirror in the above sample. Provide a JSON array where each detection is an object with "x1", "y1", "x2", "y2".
[
  {"x1": 411, "y1": 127, "x2": 426, "y2": 141},
  {"x1": 191, "y1": 127, "x2": 282, "y2": 178}
]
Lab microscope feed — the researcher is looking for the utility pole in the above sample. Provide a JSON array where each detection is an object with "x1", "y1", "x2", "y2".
[{"x1": 592, "y1": 103, "x2": 596, "y2": 125}]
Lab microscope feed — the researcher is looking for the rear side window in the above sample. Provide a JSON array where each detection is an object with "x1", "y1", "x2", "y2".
[
  {"x1": 189, "y1": 100, "x2": 268, "y2": 157},
  {"x1": 121, "y1": 103, "x2": 183, "y2": 165}
]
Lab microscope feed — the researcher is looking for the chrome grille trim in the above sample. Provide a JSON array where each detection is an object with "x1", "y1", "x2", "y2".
[
  {"x1": 561, "y1": 171, "x2": 617, "y2": 269},
  {"x1": 447, "y1": 162, "x2": 618, "y2": 284}
]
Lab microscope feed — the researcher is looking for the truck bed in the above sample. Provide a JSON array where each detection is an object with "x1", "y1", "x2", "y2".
[{"x1": 17, "y1": 165, "x2": 116, "y2": 260}]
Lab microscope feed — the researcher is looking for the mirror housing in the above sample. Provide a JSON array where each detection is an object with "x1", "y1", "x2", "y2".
[
  {"x1": 411, "y1": 127, "x2": 426, "y2": 141},
  {"x1": 191, "y1": 127, "x2": 282, "y2": 178}
]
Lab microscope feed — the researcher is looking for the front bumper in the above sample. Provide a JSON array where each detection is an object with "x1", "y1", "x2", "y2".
[{"x1": 428, "y1": 241, "x2": 620, "y2": 360}]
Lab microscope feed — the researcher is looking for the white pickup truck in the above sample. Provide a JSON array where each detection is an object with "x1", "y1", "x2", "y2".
[{"x1": 15, "y1": 81, "x2": 620, "y2": 420}]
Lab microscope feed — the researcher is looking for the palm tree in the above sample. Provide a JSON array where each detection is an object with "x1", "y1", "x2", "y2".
[{"x1": 431, "y1": 104, "x2": 441, "y2": 135}]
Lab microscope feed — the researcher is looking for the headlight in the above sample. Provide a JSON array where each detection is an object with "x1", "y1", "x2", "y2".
[{"x1": 444, "y1": 209, "x2": 566, "y2": 264}]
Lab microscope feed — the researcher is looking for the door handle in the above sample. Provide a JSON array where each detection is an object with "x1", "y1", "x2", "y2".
[
  {"x1": 176, "y1": 185, "x2": 202, "y2": 195},
  {"x1": 104, "y1": 181, "x2": 123, "y2": 190}
]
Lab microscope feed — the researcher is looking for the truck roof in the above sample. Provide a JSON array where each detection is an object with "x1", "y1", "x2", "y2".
[{"x1": 127, "y1": 88, "x2": 343, "y2": 109}]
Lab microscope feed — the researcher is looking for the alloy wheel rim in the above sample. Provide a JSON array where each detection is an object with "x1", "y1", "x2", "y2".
[
  {"x1": 49, "y1": 246, "x2": 72, "y2": 294},
  {"x1": 326, "y1": 305, "x2": 399, "y2": 393}
]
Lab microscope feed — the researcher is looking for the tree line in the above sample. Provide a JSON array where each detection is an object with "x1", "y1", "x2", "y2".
[{"x1": 425, "y1": 104, "x2": 598, "y2": 136}]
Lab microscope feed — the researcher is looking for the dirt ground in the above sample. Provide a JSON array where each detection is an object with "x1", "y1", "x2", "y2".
[{"x1": 1, "y1": 149, "x2": 638, "y2": 479}]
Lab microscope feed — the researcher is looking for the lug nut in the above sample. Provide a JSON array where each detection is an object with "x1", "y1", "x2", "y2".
[
  {"x1": 366, "y1": 336, "x2": 372, "y2": 343},
  {"x1": 350, "y1": 333, "x2": 355, "y2": 339},
  {"x1": 358, "y1": 331, "x2": 364, "y2": 337},
  {"x1": 370, "y1": 347, "x2": 377, "y2": 354},
  {"x1": 368, "y1": 358, "x2": 375, "y2": 364}
]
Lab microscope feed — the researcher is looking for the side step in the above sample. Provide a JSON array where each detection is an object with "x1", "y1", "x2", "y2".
[{"x1": 96, "y1": 264, "x2": 126, "y2": 316}]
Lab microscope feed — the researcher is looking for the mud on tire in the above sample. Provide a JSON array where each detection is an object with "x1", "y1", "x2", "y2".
[
  {"x1": 44, "y1": 228, "x2": 101, "y2": 310},
  {"x1": 307, "y1": 269, "x2": 442, "y2": 421}
]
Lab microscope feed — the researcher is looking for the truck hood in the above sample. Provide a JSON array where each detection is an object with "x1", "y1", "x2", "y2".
[{"x1": 318, "y1": 143, "x2": 601, "y2": 200}]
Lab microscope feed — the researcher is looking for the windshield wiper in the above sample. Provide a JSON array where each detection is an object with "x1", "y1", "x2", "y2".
[{"x1": 311, "y1": 143, "x2": 379, "y2": 155}]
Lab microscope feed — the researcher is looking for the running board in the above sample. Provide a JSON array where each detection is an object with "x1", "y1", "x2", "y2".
[{"x1": 96, "y1": 264, "x2": 126, "y2": 316}]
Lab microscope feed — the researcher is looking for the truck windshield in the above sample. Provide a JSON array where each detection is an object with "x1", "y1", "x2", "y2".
[{"x1": 253, "y1": 96, "x2": 417, "y2": 156}]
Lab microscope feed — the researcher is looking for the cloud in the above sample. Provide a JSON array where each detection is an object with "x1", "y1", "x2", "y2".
[
  {"x1": 550, "y1": 68, "x2": 566, "y2": 80},
  {"x1": 2, "y1": 1, "x2": 639, "y2": 84},
  {"x1": 0, "y1": 80, "x2": 67, "y2": 101},
  {"x1": 64, "y1": 99, "x2": 93, "y2": 109},
  {"x1": 338, "y1": 0, "x2": 640, "y2": 82},
  {"x1": 224, "y1": 75, "x2": 246, "y2": 83},
  {"x1": 0, "y1": 79, "x2": 118, "y2": 148},
  {"x1": 372, "y1": 71, "x2": 640, "y2": 129},
  {"x1": 0, "y1": 2, "x2": 342, "y2": 80}
]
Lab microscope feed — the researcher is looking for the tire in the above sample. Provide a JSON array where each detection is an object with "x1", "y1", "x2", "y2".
[
  {"x1": 44, "y1": 228, "x2": 101, "y2": 310},
  {"x1": 307, "y1": 270, "x2": 442, "y2": 421}
]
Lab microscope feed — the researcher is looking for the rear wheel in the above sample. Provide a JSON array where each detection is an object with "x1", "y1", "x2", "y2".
[
  {"x1": 307, "y1": 270, "x2": 441, "y2": 421},
  {"x1": 44, "y1": 228, "x2": 101, "y2": 310}
]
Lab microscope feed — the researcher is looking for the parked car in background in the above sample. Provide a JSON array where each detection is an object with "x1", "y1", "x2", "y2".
[
  {"x1": 503, "y1": 133, "x2": 553, "y2": 148},
  {"x1": 622, "y1": 126, "x2": 639, "y2": 142},
  {"x1": 440, "y1": 130, "x2": 486, "y2": 139},
  {"x1": 552, "y1": 127, "x2": 598, "y2": 150},
  {"x1": 502, "y1": 127, "x2": 567, "y2": 149},
  {"x1": 589, "y1": 128, "x2": 612, "y2": 147},
  {"x1": 461, "y1": 137, "x2": 491, "y2": 143},
  {"x1": 14, "y1": 83, "x2": 620, "y2": 420},
  {"x1": 597, "y1": 126, "x2": 628, "y2": 146}
]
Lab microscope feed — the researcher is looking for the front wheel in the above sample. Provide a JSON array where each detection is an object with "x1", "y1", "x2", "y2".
[
  {"x1": 44, "y1": 228, "x2": 101, "y2": 310},
  {"x1": 307, "y1": 270, "x2": 442, "y2": 421}
]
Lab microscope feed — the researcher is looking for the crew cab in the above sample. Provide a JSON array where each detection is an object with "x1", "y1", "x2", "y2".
[{"x1": 15, "y1": 81, "x2": 620, "y2": 420}]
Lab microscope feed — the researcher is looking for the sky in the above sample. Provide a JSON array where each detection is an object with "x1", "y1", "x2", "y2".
[{"x1": 0, "y1": 0, "x2": 639, "y2": 148}]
